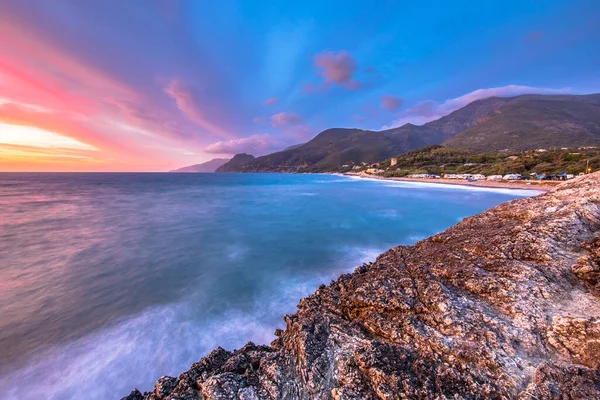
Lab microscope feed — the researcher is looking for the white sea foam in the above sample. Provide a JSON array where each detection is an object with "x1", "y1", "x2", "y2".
[
  {"x1": 0, "y1": 293, "x2": 292, "y2": 399},
  {"x1": 0, "y1": 245, "x2": 386, "y2": 400},
  {"x1": 342, "y1": 174, "x2": 542, "y2": 196},
  {"x1": 0, "y1": 173, "x2": 526, "y2": 400},
  {"x1": 315, "y1": 179, "x2": 352, "y2": 183}
]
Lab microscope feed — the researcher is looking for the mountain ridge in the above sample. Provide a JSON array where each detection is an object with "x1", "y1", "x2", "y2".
[
  {"x1": 217, "y1": 93, "x2": 600, "y2": 172},
  {"x1": 171, "y1": 158, "x2": 230, "y2": 173},
  {"x1": 216, "y1": 153, "x2": 256, "y2": 172}
]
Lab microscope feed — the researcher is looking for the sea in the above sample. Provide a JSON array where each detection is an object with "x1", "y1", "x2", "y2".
[{"x1": 0, "y1": 173, "x2": 539, "y2": 399}]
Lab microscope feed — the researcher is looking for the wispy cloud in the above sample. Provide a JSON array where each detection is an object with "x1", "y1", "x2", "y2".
[
  {"x1": 312, "y1": 51, "x2": 360, "y2": 91},
  {"x1": 270, "y1": 112, "x2": 303, "y2": 127},
  {"x1": 383, "y1": 85, "x2": 574, "y2": 128},
  {"x1": 270, "y1": 112, "x2": 311, "y2": 140},
  {"x1": 205, "y1": 134, "x2": 285, "y2": 155},
  {"x1": 164, "y1": 78, "x2": 232, "y2": 139},
  {"x1": 262, "y1": 97, "x2": 278, "y2": 106},
  {"x1": 379, "y1": 95, "x2": 403, "y2": 111}
]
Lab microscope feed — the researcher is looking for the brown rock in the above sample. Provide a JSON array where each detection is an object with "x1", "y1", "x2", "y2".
[{"x1": 122, "y1": 173, "x2": 600, "y2": 400}]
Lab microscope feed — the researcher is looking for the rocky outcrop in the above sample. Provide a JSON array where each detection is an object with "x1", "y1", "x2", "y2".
[
  {"x1": 171, "y1": 158, "x2": 230, "y2": 173},
  {"x1": 123, "y1": 173, "x2": 600, "y2": 399},
  {"x1": 215, "y1": 154, "x2": 256, "y2": 172}
]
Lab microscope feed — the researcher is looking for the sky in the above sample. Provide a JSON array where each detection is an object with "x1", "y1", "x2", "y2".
[{"x1": 0, "y1": 0, "x2": 599, "y2": 171}]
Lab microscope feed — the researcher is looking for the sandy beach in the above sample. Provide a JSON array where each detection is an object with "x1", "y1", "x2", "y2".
[{"x1": 344, "y1": 172, "x2": 559, "y2": 191}]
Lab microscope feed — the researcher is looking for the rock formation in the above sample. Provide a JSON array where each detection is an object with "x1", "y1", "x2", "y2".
[{"x1": 123, "y1": 173, "x2": 600, "y2": 399}]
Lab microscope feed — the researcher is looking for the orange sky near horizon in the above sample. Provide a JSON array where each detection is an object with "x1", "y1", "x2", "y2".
[
  {"x1": 3, "y1": 1, "x2": 599, "y2": 172},
  {"x1": 0, "y1": 10, "x2": 223, "y2": 172}
]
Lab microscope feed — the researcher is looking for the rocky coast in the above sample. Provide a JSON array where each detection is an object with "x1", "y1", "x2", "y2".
[{"x1": 123, "y1": 173, "x2": 600, "y2": 400}]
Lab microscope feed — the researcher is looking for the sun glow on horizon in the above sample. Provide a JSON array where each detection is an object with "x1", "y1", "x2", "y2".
[
  {"x1": 0, "y1": 123, "x2": 107, "y2": 171},
  {"x1": 0, "y1": 123, "x2": 97, "y2": 150}
]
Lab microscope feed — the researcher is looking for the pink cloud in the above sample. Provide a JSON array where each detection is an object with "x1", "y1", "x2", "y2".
[
  {"x1": 164, "y1": 78, "x2": 232, "y2": 139},
  {"x1": 0, "y1": 15, "x2": 212, "y2": 170},
  {"x1": 270, "y1": 112, "x2": 311, "y2": 141},
  {"x1": 0, "y1": 15, "x2": 136, "y2": 103},
  {"x1": 252, "y1": 116, "x2": 266, "y2": 123},
  {"x1": 270, "y1": 112, "x2": 303, "y2": 128},
  {"x1": 0, "y1": 7, "x2": 251, "y2": 171},
  {"x1": 205, "y1": 134, "x2": 284, "y2": 155},
  {"x1": 312, "y1": 50, "x2": 360, "y2": 90},
  {"x1": 0, "y1": 101, "x2": 136, "y2": 157},
  {"x1": 383, "y1": 84, "x2": 574, "y2": 129},
  {"x1": 262, "y1": 97, "x2": 278, "y2": 106},
  {"x1": 380, "y1": 95, "x2": 403, "y2": 111}
]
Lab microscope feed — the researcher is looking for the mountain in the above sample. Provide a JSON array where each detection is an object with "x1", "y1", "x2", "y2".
[
  {"x1": 171, "y1": 158, "x2": 230, "y2": 173},
  {"x1": 222, "y1": 125, "x2": 450, "y2": 172},
  {"x1": 443, "y1": 94, "x2": 600, "y2": 151},
  {"x1": 215, "y1": 153, "x2": 256, "y2": 172},
  {"x1": 424, "y1": 96, "x2": 512, "y2": 135},
  {"x1": 123, "y1": 173, "x2": 600, "y2": 400},
  {"x1": 283, "y1": 143, "x2": 304, "y2": 151},
  {"x1": 217, "y1": 93, "x2": 600, "y2": 172}
]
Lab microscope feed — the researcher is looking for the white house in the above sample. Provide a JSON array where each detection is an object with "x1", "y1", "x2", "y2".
[{"x1": 469, "y1": 174, "x2": 486, "y2": 180}]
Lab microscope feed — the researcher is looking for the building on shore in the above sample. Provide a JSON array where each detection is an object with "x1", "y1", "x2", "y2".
[{"x1": 444, "y1": 173, "x2": 485, "y2": 180}]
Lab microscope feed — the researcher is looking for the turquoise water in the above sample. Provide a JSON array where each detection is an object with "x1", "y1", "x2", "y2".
[{"x1": 0, "y1": 173, "x2": 536, "y2": 399}]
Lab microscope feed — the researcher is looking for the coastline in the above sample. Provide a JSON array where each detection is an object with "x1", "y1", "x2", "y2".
[
  {"x1": 123, "y1": 172, "x2": 600, "y2": 399},
  {"x1": 343, "y1": 171, "x2": 558, "y2": 191}
]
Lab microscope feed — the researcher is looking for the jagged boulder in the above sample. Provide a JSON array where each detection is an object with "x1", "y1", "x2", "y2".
[{"x1": 124, "y1": 173, "x2": 600, "y2": 399}]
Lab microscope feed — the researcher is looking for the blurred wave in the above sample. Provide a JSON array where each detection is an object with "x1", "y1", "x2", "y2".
[{"x1": 0, "y1": 173, "x2": 524, "y2": 399}]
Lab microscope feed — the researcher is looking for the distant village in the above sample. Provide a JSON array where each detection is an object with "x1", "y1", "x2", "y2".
[
  {"x1": 363, "y1": 169, "x2": 582, "y2": 182},
  {"x1": 349, "y1": 146, "x2": 598, "y2": 182}
]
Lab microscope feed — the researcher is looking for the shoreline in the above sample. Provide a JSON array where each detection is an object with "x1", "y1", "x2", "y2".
[
  {"x1": 124, "y1": 173, "x2": 600, "y2": 399},
  {"x1": 343, "y1": 172, "x2": 557, "y2": 191}
]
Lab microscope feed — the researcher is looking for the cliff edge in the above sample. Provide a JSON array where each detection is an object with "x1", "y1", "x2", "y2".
[{"x1": 124, "y1": 173, "x2": 600, "y2": 400}]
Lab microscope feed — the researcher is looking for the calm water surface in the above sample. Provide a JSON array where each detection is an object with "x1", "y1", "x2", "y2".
[{"x1": 0, "y1": 173, "x2": 537, "y2": 399}]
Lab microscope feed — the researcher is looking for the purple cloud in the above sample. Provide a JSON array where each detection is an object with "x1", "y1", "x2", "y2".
[
  {"x1": 270, "y1": 112, "x2": 303, "y2": 127},
  {"x1": 205, "y1": 134, "x2": 284, "y2": 155},
  {"x1": 164, "y1": 78, "x2": 232, "y2": 139},
  {"x1": 379, "y1": 95, "x2": 403, "y2": 111},
  {"x1": 262, "y1": 97, "x2": 278, "y2": 106},
  {"x1": 383, "y1": 85, "x2": 574, "y2": 128},
  {"x1": 269, "y1": 112, "x2": 311, "y2": 141},
  {"x1": 312, "y1": 50, "x2": 359, "y2": 90}
]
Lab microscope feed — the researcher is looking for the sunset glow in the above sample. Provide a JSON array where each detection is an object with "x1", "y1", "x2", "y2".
[
  {"x1": 0, "y1": 124, "x2": 96, "y2": 150},
  {"x1": 0, "y1": 1, "x2": 599, "y2": 171}
]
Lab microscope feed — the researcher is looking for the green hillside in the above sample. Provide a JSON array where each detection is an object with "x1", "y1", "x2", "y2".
[
  {"x1": 226, "y1": 126, "x2": 449, "y2": 172},
  {"x1": 367, "y1": 145, "x2": 600, "y2": 177},
  {"x1": 443, "y1": 94, "x2": 600, "y2": 151}
]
